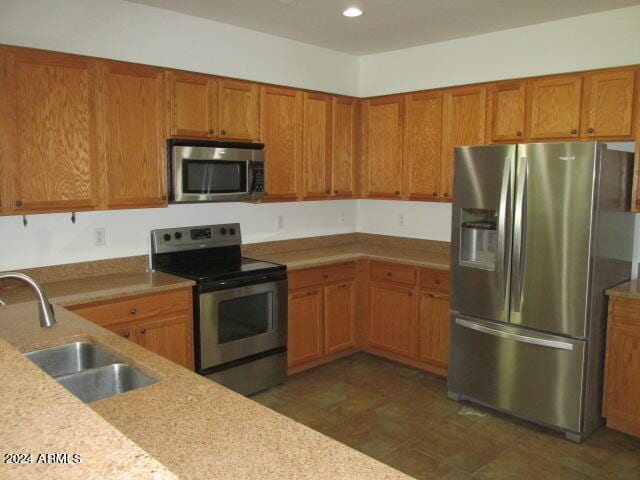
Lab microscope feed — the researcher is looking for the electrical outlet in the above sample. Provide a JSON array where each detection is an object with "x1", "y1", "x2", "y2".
[
  {"x1": 338, "y1": 211, "x2": 345, "y2": 224},
  {"x1": 95, "y1": 228, "x2": 106, "y2": 246},
  {"x1": 399, "y1": 213, "x2": 405, "y2": 226},
  {"x1": 276, "y1": 215, "x2": 284, "y2": 230}
]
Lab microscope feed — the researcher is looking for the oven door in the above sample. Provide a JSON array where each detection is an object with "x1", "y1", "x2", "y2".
[{"x1": 197, "y1": 279, "x2": 287, "y2": 371}]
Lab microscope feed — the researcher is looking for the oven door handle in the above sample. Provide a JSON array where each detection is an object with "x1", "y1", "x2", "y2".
[{"x1": 198, "y1": 271, "x2": 287, "y2": 293}]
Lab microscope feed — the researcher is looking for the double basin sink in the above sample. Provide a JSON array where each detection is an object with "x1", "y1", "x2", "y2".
[{"x1": 24, "y1": 341, "x2": 158, "y2": 403}]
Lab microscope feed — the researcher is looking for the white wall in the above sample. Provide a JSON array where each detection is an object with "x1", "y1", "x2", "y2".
[
  {"x1": 0, "y1": 0, "x2": 359, "y2": 96},
  {"x1": 0, "y1": 201, "x2": 358, "y2": 270},
  {"x1": 358, "y1": 6, "x2": 640, "y2": 96}
]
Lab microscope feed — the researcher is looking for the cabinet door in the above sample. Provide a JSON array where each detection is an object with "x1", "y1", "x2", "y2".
[
  {"x1": 369, "y1": 282, "x2": 417, "y2": 358},
  {"x1": 487, "y1": 81, "x2": 526, "y2": 142},
  {"x1": 219, "y1": 79, "x2": 259, "y2": 141},
  {"x1": 168, "y1": 71, "x2": 218, "y2": 138},
  {"x1": 288, "y1": 287, "x2": 324, "y2": 368},
  {"x1": 324, "y1": 280, "x2": 356, "y2": 355},
  {"x1": 332, "y1": 97, "x2": 358, "y2": 198},
  {"x1": 260, "y1": 86, "x2": 303, "y2": 201},
  {"x1": 7, "y1": 49, "x2": 99, "y2": 212},
  {"x1": 418, "y1": 290, "x2": 450, "y2": 369},
  {"x1": 582, "y1": 69, "x2": 635, "y2": 139},
  {"x1": 98, "y1": 62, "x2": 166, "y2": 208},
  {"x1": 136, "y1": 314, "x2": 193, "y2": 369},
  {"x1": 302, "y1": 92, "x2": 332, "y2": 199},
  {"x1": 402, "y1": 91, "x2": 442, "y2": 201},
  {"x1": 440, "y1": 86, "x2": 486, "y2": 200},
  {"x1": 0, "y1": 49, "x2": 8, "y2": 213},
  {"x1": 527, "y1": 74, "x2": 582, "y2": 140},
  {"x1": 362, "y1": 96, "x2": 403, "y2": 198}
]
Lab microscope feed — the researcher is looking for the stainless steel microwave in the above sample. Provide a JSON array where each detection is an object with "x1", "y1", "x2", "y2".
[{"x1": 168, "y1": 139, "x2": 265, "y2": 203}]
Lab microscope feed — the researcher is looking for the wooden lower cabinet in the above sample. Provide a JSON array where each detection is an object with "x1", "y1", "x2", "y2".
[
  {"x1": 418, "y1": 290, "x2": 450, "y2": 373},
  {"x1": 287, "y1": 263, "x2": 357, "y2": 373},
  {"x1": 603, "y1": 296, "x2": 640, "y2": 437},
  {"x1": 68, "y1": 287, "x2": 194, "y2": 370},
  {"x1": 368, "y1": 281, "x2": 417, "y2": 358}
]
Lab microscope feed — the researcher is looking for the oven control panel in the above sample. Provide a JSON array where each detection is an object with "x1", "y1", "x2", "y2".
[{"x1": 151, "y1": 223, "x2": 241, "y2": 254}]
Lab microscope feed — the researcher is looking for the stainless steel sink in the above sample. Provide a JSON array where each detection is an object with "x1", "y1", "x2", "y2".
[
  {"x1": 56, "y1": 363, "x2": 157, "y2": 403},
  {"x1": 24, "y1": 341, "x2": 118, "y2": 378},
  {"x1": 24, "y1": 341, "x2": 158, "y2": 403}
]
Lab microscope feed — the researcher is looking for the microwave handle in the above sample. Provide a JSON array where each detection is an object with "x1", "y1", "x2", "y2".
[{"x1": 248, "y1": 160, "x2": 255, "y2": 192}]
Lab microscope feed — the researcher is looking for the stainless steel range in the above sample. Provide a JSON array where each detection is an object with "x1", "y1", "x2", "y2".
[{"x1": 151, "y1": 223, "x2": 287, "y2": 396}]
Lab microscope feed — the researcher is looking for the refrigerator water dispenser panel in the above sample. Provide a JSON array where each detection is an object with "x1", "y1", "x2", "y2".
[{"x1": 459, "y1": 208, "x2": 496, "y2": 270}]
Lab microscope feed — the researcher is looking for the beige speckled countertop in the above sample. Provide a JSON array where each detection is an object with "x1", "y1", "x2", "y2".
[
  {"x1": 250, "y1": 243, "x2": 450, "y2": 271},
  {"x1": 606, "y1": 279, "x2": 640, "y2": 299},
  {"x1": 0, "y1": 303, "x2": 412, "y2": 480},
  {"x1": 0, "y1": 271, "x2": 194, "y2": 307}
]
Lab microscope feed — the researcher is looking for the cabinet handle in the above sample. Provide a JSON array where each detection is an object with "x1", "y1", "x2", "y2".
[
  {"x1": 636, "y1": 199, "x2": 640, "y2": 206},
  {"x1": 140, "y1": 328, "x2": 146, "y2": 334},
  {"x1": 221, "y1": 129, "x2": 226, "y2": 135},
  {"x1": 123, "y1": 330, "x2": 130, "y2": 338},
  {"x1": 325, "y1": 189, "x2": 330, "y2": 194},
  {"x1": 334, "y1": 189, "x2": 338, "y2": 194},
  {"x1": 435, "y1": 279, "x2": 441, "y2": 285},
  {"x1": 208, "y1": 129, "x2": 215, "y2": 134},
  {"x1": 571, "y1": 129, "x2": 578, "y2": 135},
  {"x1": 516, "y1": 131, "x2": 523, "y2": 137},
  {"x1": 395, "y1": 191, "x2": 400, "y2": 195},
  {"x1": 161, "y1": 195, "x2": 167, "y2": 201},
  {"x1": 428, "y1": 293, "x2": 440, "y2": 299},
  {"x1": 15, "y1": 200, "x2": 22, "y2": 207},
  {"x1": 386, "y1": 272, "x2": 392, "y2": 277},
  {"x1": 323, "y1": 274, "x2": 329, "y2": 279},
  {"x1": 432, "y1": 192, "x2": 438, "y2": 197},
  {"x1": 587, "y1": 128, "x2": 594, "y2": 134},
  {"x1": 443, "y1": 192, "x2": 449, "y2": 197},
  {"x1": 408, "y1": 292, "x2": 413, "y2": 297},
  {"x1": 130, "y1": 308, "x2": 137, "y2": 314}
]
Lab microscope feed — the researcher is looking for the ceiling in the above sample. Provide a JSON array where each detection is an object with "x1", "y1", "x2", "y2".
[{"x1": 127, "y1": 0, "x2": 640, "y2": 55}]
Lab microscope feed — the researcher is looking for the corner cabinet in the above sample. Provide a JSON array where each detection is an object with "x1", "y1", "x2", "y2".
[
  {"x1": 97, "y1": 61, "x2": 167, "y2": 208},
  {"x1": 361, "y1": 96, "x2": 404, "y2": 198},
  {"x1": 331, "y1": 97, "x2": 359, "y2": 198},
  {"x1": 302, "y1": 92, "x2": 332, "y2": 200},
  {"x1": 260, "y1": 86, "x2": 303, "y2": 201},
  {"x1": 68, "y1": 288, "x2": 194, "y2": 370},
  {"x1": 2, "y1": 48, "x2": 100, "y2": 213}
]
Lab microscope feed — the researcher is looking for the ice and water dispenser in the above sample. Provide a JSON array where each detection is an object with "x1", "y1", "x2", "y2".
[{"x1": 459, "y1": 208, "x2": 497, "y2": 270}]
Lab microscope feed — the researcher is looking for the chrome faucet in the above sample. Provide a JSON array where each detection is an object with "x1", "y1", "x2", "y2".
[{"x1": 0, "y1": 272, "x2": 56, "y2": 327}]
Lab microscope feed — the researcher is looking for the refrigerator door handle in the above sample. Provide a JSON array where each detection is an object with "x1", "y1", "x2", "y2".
[
  {"x1": 455, "y1": 318, "x2": 574, "y2": 351},
  {"x1": 496, "y1": 157, "x2": 513, "y2": 309},
  {"x1": 512, "y1": 156, "x2": 528, "y2": 313}
]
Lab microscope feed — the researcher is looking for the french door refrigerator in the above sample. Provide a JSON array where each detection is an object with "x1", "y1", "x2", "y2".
[{"x1": 447, "y1": 141, "x2": 634, "y2": 442}]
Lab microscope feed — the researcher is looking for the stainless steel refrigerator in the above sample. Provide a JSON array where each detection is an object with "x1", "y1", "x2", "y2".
[{"x1": 447, "y1": 141, "x2": 634, "y2": 442}]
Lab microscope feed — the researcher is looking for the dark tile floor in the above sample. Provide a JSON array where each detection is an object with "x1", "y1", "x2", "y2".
[{"x1": 251, "y1": 353, "x2": 640, "y2": 480}]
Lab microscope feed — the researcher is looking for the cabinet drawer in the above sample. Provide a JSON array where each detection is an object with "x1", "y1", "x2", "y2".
[
  {"x1": 420, "y1": 268, "x2": 450, "y2": 293},
  {"x1": 370, "y1": 261, "x2": 416, "y2": 286},
  {"x1": 610, "y1": 297, "x2": 640, "y2": 327},
  {"x1": 69, "y1": 288, "x2": 191, "y2": 327},
  {"x1": 289, "y1": 262, "x2": 356, "y2": 290}
]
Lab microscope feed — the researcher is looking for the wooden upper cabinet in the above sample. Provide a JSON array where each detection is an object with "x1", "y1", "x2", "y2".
[
  {"x1": 98, "y1": 61, "x2": 166, "y2": 208},
  {"x1": 219, "y1": 79, "x2": 259, "y2": 141},
  {"x1": 440, "y1": 86, "x2": 486, "y2": 200},
  {"x1": 362, "y1": 96, "x2": 403, "y2": 198},
  {"x1": 0, "y1": 49, "x2": 10, "y2": 213},
  {"x1": 487, "y1": 81, "x2": 526, "y2": 142},
  {"x1": 332, "y1": 97, "x2": 359, "y2": 198},
  {"x1": 168, "y1": 71, "x2": 218, "y2": 138},
  {"x1": 527, "y1": 74, "x2": 582, "y2": 140},
  {"x1": 582, "y1": 69, "x2": 635, "y2": 139},
  {"x1": 260, "y1": 86, "x2": 303, "y2": 201},
  {"x1": 5, "y1": 48, "x2": 100, "y2": 213},
  {"x1": 402, "y1": 91, "x2": 442, "y2": 200},
  {"x1": 302, "y1": 92, "x2": 332, "y2": 200}
]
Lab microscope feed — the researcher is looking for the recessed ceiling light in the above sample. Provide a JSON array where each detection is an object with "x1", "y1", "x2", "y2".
[{"x1": 342, "y1": 7, "x2": 363, "y2": 18}]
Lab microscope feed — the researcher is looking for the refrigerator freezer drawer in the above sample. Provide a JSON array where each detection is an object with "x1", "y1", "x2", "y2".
[{"x1": 448, "y1": 316, "x2": 586, "y2": 433}]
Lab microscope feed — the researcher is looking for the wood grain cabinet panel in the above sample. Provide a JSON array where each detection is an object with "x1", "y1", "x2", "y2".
[
  {"x1": 287, "y1": 286, "x2": 324, "y2": 368},
  {"x1": 98, "y1": 61, "x2": 166, "y2": 208},
  {"x1": 418, "y1": 290, "x2": 450, "y2": 370},
  {"x1": 260, "y1": 86, "x2": 303, "y2": 201},
  {"x1": 168, "y1": 71, "x2": 218, "y2": 138},
  {"x1": 219, "y1": 79, "x2": 259, "y2": 141},
  {"x1": 440, "y1": 86, "x2": 486, "y2": 200},
  {"x1": 603, "y1": 296, "x2": 640, "y2": 437},
  {"x1": 324, "y1": 280, "x2": 356, "y2": 355},
  {"x1": 368, "y1": 282, "x2": 417, "y2": 358},
  {"x1": 331, "y1": 97, "x2": 359, "y2": 198},
  {"x1": 136, "y1": 314, "x2": 192, "y2": 369},
  {"x1": 302, "y1": 92, "x2": 332, "y2": 199},
  {"x1": 402, "y1": 91, "x2": 442, "y2": 200},
  {"x1": 6, "y1": 49, "x2": 100, "y2": 213},
  {"x1": 526, "y1": 74, "x2": 582, "y2": 140},
  {"x1": 582, "y1": 69, "x2": 635, "y2": 139},
  {"x1": 362, "y1": 96, "x2": 404, "y2": 198},
  {"x1": 487, "y1": 81, "x2": 526, "y2": 142},
  {"x1": 0, "y1": 49, "x2": 8, "y2": 213}
]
